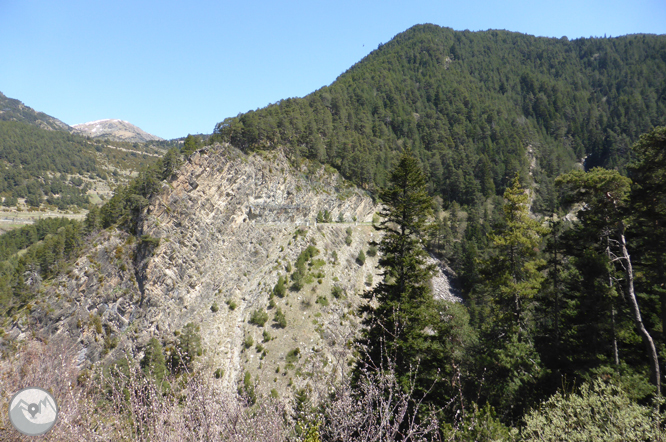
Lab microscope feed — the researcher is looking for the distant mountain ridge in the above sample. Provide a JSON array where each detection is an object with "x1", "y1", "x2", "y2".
[
  {"x1": 0, "y1": 91, "x2": 71, "y2": 131},
  {"x1": 73, "y1": 119, "x2": 163, "y2": 143}
]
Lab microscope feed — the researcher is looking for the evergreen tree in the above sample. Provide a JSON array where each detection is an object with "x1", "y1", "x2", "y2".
[
  {"x1": 473, "y1": 174, "x2": 549, "y2": 418},
  {"x1": 358, "y1": 149, "x2": 439, "y2": 392},
  {"x1": 556, "y1": 168, "x2": 661, "y2": 396},
  {"x1": 628, "y1": 127, "x2": 666, "y2": 346},
  {"x1": 141, "y1": 337, "x2": 167, "y2": 383}
]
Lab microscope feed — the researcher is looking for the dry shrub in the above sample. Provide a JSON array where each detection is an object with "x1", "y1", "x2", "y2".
[{"x1": 0, "y1": 337, "x2": 288, "y2": 441}]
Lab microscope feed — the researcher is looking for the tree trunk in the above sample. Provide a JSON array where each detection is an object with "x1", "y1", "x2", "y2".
[{"x1": 619, "y1": 226, "x2": 661, "y2": 396}]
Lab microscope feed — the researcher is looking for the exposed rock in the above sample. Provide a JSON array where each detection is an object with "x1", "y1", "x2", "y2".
[
  {"x1": 17, "y1": 143, "x2": 457, "y2": 400},
  {"x1": 73, "y1": 119, "x2": 163, "y2": 143}
]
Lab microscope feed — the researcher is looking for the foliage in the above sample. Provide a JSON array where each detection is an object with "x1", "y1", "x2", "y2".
[
  {"x1": 169, "y1": 322, "x2": 202, "y2": 374},
  {"x1": 211, "y1": 25, "x2": 666, "y2": 206},
  {"x1": 273, "y1": 274, "x2": 287, "y2": 298},
  {"x1": 249, "y1": 308, "x2": 269, "y2": 326},
  {"x1": 140, "y1": 337, "x2": 167, "y2": 384},
  {"x1": 273, "y1": 307, "x2": 287, "y2": 328},
  {"x1": 521, "y1": 380, "x2": 665, "y2": 441},
  {"x1": 356, "y1": 249, "x2": 366, "y2": 265}
]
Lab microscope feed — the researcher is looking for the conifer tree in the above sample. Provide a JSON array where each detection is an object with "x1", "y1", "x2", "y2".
[
  {"x1": 358, "y1": 149, "x2": 439, "y2": 389},
  {"x1": 556, "y1": 167, "x2": 661, "y2": 396},
  {"x1": 474, "y1": 174, "x2": 549, "y2": 417}
]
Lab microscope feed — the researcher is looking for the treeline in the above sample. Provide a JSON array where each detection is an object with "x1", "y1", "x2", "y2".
[
  {"x1": 0, "y1": 217, "x2": 83, "y2": 315},
  {"x1": 210, "y1": 25, "x2": 666, "y2": 209}
]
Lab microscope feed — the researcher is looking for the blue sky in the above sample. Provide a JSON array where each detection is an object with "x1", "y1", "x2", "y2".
[{"x1": 1, "y1": 0, "x2": 664, "y2": 140}]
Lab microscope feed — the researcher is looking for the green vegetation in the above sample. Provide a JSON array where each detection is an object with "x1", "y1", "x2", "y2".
[
  {"x1": 356, "y1": 249, "x2": 366, "y2": 266},
  {"x1": 285, "y1": 347, "x2": 300, "y2": 363},
  {"x1": 273, "y1": 307, "x2": 287, "y2": 328},
  {"x1": 290, "y1": 245, "x2": 320, "y2": 291},
  {"x1": 211, "y1": 25, "x2": 666, "y2": 208},
  {"x1": 366, "y1": 244, "x2": 377, "y2": 257},
  {"x1": 344, "y1": 227, "x2": 352, "y2": 246},
  {"x1": 331, "y1": 285, "x2": 344, "y2": 299},
  {"x1": 273, "y1": 274, "x2": 287, "y2": 298},
  {"x1": 249, "y1": 308, "x2": 269, "y2": 326},
  {"x1": 168, "y1": 322, "x2": 202, "y2": 374}
]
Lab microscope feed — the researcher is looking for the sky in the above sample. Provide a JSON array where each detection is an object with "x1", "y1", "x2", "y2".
[{"x1": 1, "y1": 0, "x2": 665, "y2": 140}]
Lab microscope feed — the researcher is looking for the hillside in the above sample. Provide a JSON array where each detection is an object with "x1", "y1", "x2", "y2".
[
  {"x1": 1, "y1": 25, "x2": 666, "y2": 439},
  {"x1": 0, "y1": 93, "x2": 166, "y2": 221},
  {"x1": 4, "y1": 144, "x2": 392, "y2": 396},
  {"x1": 0, "y1": 91, "x2": 71, "y2": 131},
  {"x1": 73, "y1": 119, "x2": 164, "y2": 143},
  {"x1": 211, "y1": 25, "x2": 666, "y2": 209}
]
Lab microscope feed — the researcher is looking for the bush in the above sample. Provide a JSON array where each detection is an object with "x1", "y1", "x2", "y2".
[
  {"x1": 274, "y1": 307, "x2": 287, "y2": 328},
  {"x1": 273, "y1": 274, "x2": 286, "y2": 298},
  {"x1": 244, "y1": 335, "x2": 254, "y2": 349},
  {"x1": 356, "y1": 249, "x2": 366, "y2": 265},
  {"x1": 367, "y1": 244, "x2": 378, "y2": 257},
  {"x1": 316, "y1": 295, "x2": 329, "y2": 306},
  {"x1": 286, "y1": 348, "x2": 300, "y2": 363},
  {"x1": 210, "y1": 302, "x2": 219, "y2": 313},
  {"x1": 331, "y1": 285, "x2": 344, "y2": 299},
  {"x1": 249, "y1": 309, "x2": 269, "y2": 326},
  {"x1": 521, "y1": 379, "x2": 663, "y2": 441},
  {"x1": 170, "y1": 322, "x2": 202, "y2": 373}
]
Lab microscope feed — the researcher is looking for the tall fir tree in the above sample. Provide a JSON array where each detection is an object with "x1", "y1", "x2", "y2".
[
  {"x1": 358, "y1": 149, "x2": 439, "y2": 391},
  {"x1": 473, "y1": 174, "x2": 549, "y2": 419}
]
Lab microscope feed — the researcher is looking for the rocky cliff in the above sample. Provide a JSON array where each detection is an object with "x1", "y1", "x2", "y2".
[{"x1": 18, "y1": 144, "x2": 382, "y2": 396}]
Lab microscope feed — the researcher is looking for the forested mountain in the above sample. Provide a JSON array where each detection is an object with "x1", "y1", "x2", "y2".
[
  {"x1": 212, "y1": 24, "x2": 666, "y2": 208},
  {"x1": 2, "y1": 25, "x2": 666, "y2": 440},
  {"x1": 0, "y1": 92, "x2": 165, "y2": 212},
  {"x1": 0, "y1": 91, "x2": 71, "y2": 131}
]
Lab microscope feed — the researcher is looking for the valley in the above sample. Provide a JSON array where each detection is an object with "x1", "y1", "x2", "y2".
[{"x1": 1, "y1": 23, "x2": 666, "y2": 441}]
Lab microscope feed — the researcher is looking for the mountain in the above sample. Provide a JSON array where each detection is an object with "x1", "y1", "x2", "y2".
[
  {"x1": 9, "y1": 145, "x2": 393, "y2": 394},
  {"x1": 0, "y1": 91, "x2": 71, "y2": 131},
  {"x1": 0, "y1": 93, "x2": 164, "y2": 216},
  {"x1": 2, "y1": 25, "x2": 666, "y2": 434},
  {"x1": 211, "y1": 25, "x2": 666, "y2": 209},
  {"x1": 73, "y1": 119, "x2": 164, "y2": 143}
]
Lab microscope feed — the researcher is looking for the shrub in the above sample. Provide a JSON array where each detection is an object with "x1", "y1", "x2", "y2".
[
  {"x1": 367, "y1": 244, "x2": 378, "y2": 257},
  {"x1": 263, "y1": 330, "x2": 272, "y2": 342},
  {"x1": 286, "y1": 348, "x2": 300, "y2": 363},
  {"x1": 249, "y1": 309, "x2": 269, "y2": 326},
  {"x1": 273, "y1": 275, "x2": 286, "y2": 298},
  {"x1": 210, "y1": 302, "x2": 219, "y2": 313},
  {"x1": 226, "y1": 299, "x2": 237, "y2": 310},
  {"x1": 356, "y1": 249, "x2": 366, "y2": 265},
  {"x1": 170, "y1": 322, "x2": 202, "y2": 373},
  {"x1": 214, "y1": 368, "x2": 224, "y2": 379},
  {"x1": 244, "y1": 335, "x2": 254, "y2": 349},
  {"x1": 332, "y1": 285, "x2": 344, "y2": 299},
  {"x1": 316, "y1": 295, "x2": 329, "y2": 307},
  {"x1": 274, "y1": 307, "x2": 287, "y2": 328},
  {"x1": 521, "y1": 380, "x2": 663, "y2": 441}
]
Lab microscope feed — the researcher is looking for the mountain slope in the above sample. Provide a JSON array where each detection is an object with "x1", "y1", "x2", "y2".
[
  {"x1": 73, "y1": 119, "x2": 164, "y2": 143},
  {"x1": 0, "y1": 91, "x2": 71, "y2": 131},
  {"x1": 10, "y1": 145, "x2": 386, "y2": 396},
  {"x1": 211, "y1": 25, "x2": 666, "y2": 208}
]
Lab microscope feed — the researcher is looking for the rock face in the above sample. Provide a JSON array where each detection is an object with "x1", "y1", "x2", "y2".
[
  {"x1": 73, "y1": 119, "x2": 163, "y2": 143},
  {"x1": 28, "y1": 144, "x2": 381, "y2": 396}
]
